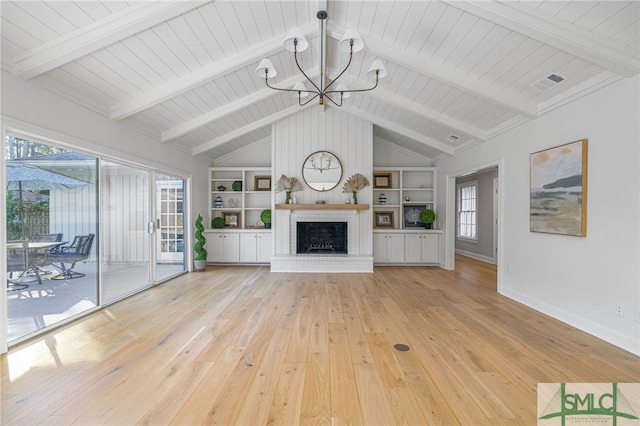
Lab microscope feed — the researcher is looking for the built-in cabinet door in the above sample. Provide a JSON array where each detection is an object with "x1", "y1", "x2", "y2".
[
  {"x1": 207, "y1": 232, "x2": 240, "y2": 263},
  {"x1": 404, "y1": 234, "x2": 440, "y2": 263},
  {"x1": 373, "y1": 234, "x2": 389, "y2": 263},
  {"x1": 387, "y1": 234, "x2": 405, "y2": 263},
  {"x1": 422, "y1": 234, "x2": 440, "y2": 263},
  {"x1": 404, "y1": 234, "x2": 423, "y2": 263},
  {"x1": 240, "y1": 233, "x2": 272, "y2": 263},
  {"x1": 256, "y1": 233, "x2": 272, "y2": 263},
  {"x1": 373, "y1": 233, "x2": 404, "y2": 263}
]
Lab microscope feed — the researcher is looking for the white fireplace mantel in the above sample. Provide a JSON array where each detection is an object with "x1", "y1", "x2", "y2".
[{"x1": 275, "y1": 204, "x2": 369, "y2": 211}]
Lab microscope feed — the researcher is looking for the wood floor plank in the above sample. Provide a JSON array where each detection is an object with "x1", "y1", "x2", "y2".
[
  {"x1": 235, "y1": 328, "x2": 291, "y2": 425},
  {"x1": 300, "y1": 351, "x2": 331, "y2": 425},
  {"x1": 267, "y1": 362, "x2": 306, "y2": 425},
  {"x1": 328, "y1": 323, "x2": 364, "y2": 426},
  {"x1": 284, "y1": 296, "x2": 313, "y2": 363},
  {"x1": 169, "y1": 345, "x2": 244, "y2": 425},
  {"x1": 353, "y1": 362, "x2": 396, "y2": 425},
  {"x1": 2, "y1": 255, "x2": 638, "y2": 425},
  {"x1": 366, "y1": 333, "x2": 408, "y2": 388},
  {"x1": 385, "y1": 387, "x2": 430, "y2": 425}
]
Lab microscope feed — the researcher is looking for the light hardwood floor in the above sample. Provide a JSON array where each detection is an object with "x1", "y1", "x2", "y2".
[{"x1": 2, "y1": 256, "x2": 638, "y2": 425}]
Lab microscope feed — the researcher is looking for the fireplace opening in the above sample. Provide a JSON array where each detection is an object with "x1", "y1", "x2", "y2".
[{"x1": 296, "y1": 222, "x2": 348, "y2": 254}]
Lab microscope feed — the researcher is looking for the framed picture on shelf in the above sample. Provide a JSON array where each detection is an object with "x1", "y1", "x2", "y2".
[
  {"x1": 374, "y1": 211, "x2": 394, "y2": 228},
  {"x1": 373, "y1": 172, "x2": 392, "y2": 188},
  {"x1": 254, "y1": 175, "x2": 271, "y2": 191},
  {"x1": 403, "y1": 204, "x2": 426, "y2": 228},
  {"x1": 222, "y1": 211, "x2": 241, "y2": 228}
]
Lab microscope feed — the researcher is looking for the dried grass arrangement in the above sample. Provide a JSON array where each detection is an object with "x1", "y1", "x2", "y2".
[
  {"x1": 342, "y1": 173, "x2": 370, "y2": 204},
  {"x1": 276, "y1": 174, "x2": 303, "y2": 203}
]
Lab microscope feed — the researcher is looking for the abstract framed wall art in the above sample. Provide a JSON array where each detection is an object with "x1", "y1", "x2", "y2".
[{"x1": 530, "y1": 139, "x2": 587, "y2": 237}]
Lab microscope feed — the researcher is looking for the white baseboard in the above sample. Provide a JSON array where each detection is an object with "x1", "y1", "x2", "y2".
[
  {"x1": 500, "y1": 287, "x2": 640, "y2": 356},
  {"x1": 455, "y1": 249, "x2": 496, "y2": 264}
]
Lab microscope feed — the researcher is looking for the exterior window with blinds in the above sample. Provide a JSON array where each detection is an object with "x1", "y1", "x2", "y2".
[{"x1": 457, "y1": 182, "x2": 477, "y2": 240}]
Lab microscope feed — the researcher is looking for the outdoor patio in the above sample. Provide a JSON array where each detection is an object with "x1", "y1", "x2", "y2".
[{"x1": 7, "y1": 261, "x2": 184, "y2": 342}]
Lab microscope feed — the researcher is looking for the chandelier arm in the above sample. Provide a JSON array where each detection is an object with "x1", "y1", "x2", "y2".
[
  {"x1": 294, "y1": 50, "x2": 322, "y2": 94},
  {"x1": 323, "y1": 93, "x2": 343, "y2": 107},
  {"x1": 323, "y1": 48, "x2": 354, "y2": 93},
  {"x1": 264, "y1": 76, "x2": 318, "y2": 96},
  {"x1": 325, "y1": 74, "x2": 379, "y2": 95},
  {"x1": 299, "y1": 93, "x2": 320, "y2": 106}
]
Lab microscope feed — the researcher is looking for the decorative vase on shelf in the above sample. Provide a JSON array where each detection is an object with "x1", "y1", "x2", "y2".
[
  {"x1": 214, "y1": 196, "x2": 223, "y2": 208},
  {"x1": 378, "y1": 194, "x2": 386, "y2": 205},
  {"x1": 285, "y1": 191, "x2": 291, "y2": 204}
]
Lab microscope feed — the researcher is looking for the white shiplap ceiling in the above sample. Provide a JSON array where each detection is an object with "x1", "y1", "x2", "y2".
[{"x1": 2, "y1": 1, "x2": 638, "y2": 164}]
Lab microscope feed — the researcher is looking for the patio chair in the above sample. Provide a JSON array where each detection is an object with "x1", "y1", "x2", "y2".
[
  {"x1": 32, "y1": 233, "x2": 63, "y2": 242},
  {"x1": 31, "y1": 233, "x2": 63, "y2": 270},
  {"x1": 50, "y1": 234, "x2": 94, "y2": 280},
  {"x1": 7, "y1": 240, "x2": 30, "y2": 291}
]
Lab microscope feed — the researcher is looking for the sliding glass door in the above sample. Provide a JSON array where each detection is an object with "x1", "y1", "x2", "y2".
[
  {"x1": 5, "y1": 136, "x2": 99, "y2": 342},
  {"x1": 101, "y1": 167, "x2": 186, "y2": 302},
  {"x1": 5, "y1": 135, "x2": 189, "y2": 343},
  {"x1": 100, "y1": 161, "x2": 151, "y2": 303}
]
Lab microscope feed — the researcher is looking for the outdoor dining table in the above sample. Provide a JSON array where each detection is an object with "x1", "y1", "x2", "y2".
[{"x1": 6, "y1": 240, "x2": 67, "y2": 285}]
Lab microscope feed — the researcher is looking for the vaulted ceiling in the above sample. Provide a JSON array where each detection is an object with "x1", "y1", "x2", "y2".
[{"x1": 2, "y1": 1, "x2": 638, "y2": 164}]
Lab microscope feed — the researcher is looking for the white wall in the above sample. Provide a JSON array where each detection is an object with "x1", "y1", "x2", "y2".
[
  {"x1": 373, "y1": 137, "x2": 433, "y2": 167},
  {"x1": 436, "y1": 75, "x2": 640, "y2": 355},
  {"x1": 1, "y1": 70, "x2": 210, "y2": 353}
]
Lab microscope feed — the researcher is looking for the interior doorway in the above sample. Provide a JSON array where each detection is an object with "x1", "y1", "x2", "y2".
[{"x1": 445, "y1": 160, "x2": 503, "y2": 292}]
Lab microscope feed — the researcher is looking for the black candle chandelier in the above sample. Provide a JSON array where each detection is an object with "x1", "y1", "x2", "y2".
[{"x1": 255, "y1": 10, "x2": 388, "y2": 107}]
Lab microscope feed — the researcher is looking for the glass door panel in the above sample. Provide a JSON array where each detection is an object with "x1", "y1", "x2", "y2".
[
  {"x1": 155, "y1": 174, "x2": 186, "y2": 282},
  {"x1": 5, "y1": 136, "x2": 98, "y2": 342},
  {"x1": 100, "y1": 161, "x2": 151, "y2": 303}
]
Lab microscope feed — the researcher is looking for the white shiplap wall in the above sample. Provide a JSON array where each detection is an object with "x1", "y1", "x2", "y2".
[{"x1": 272, "y1": 107, "x2": 373, "y2": 256}]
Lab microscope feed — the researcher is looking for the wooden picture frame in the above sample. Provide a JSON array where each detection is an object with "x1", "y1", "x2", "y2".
[
  {"x1": 374, "y1": 211, "x2": 394, "y2": 228},
  {"x1": 373, "y1": 172, "x2": 392, "y2": 188},
  {"x1": 530, "y1": 139, "x2": 587, "y2": 237},
  {"x1": 222, "y1": 211, "x2": 241, "y2": 228},
  {"x1": 254, "y1": 175, "x2": 271, "y2": 191}
]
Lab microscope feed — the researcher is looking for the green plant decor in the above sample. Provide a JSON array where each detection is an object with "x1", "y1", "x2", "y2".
[
  {"x1": 212, "y1": 217, "x2": 225, "y2": 229},
  {"x1": 194, "y1": 215, "x2": 207, "y2": 261},
  {"x1": 419, "y1": 209, "x2": 436, "y2": 227},
  {"x1": 260, "y1": 209, "x2": 272, "y2": 224},
  {"x1": 232, "y1": 180, "x2": 242, "y2": 191}
]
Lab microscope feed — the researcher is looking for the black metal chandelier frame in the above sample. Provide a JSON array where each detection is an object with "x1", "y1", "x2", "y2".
[{"x1": 257, "y1": 10, "x2": 387, "y2": 107}]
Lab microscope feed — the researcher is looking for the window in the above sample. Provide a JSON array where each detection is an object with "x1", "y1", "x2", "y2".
[{"x1": 458, "y1": 181, "x2": 477, "y2": 239}]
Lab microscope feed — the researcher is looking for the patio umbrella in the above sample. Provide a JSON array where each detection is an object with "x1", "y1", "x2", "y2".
[{"x1": 6, "y1": 163, "x2": 89, "y2": 238}]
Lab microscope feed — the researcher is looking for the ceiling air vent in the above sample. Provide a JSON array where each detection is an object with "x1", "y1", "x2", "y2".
[
  {"x1": 531, "y1": 73, "x2": 565, "y2": 91},
  {"x1": 447, "y1": 134, "x2": 460, "y2": 143}
]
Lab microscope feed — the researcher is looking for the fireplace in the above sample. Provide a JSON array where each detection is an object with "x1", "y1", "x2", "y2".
[
  {"x1": 271, "y1": 209, "x2": 372, "y2": 272},
  {"x1": 296, "y1": 222, "x2": 348, "y2": 254}
]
